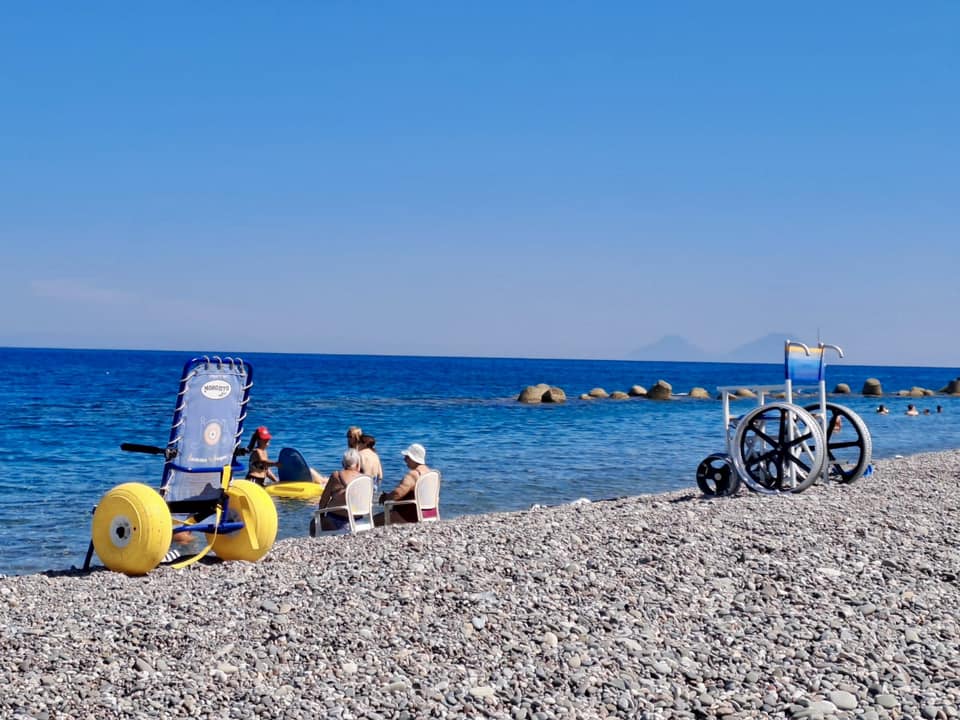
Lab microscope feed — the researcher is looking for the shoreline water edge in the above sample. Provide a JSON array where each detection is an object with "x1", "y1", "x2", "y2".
[
  {"x1": 2, "y1": 450, "x2": 958, "y2": 717},
  {"x1": 5, "y1": 348, "x2": 960, "y2": 577}
]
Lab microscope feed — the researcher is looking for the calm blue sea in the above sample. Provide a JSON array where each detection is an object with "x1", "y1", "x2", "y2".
[{"x1": 2, "y1": 348, "x2": 958, "y2": 576}]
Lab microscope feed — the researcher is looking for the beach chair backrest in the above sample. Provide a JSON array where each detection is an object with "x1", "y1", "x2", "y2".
[
  {"x1": 414, "y1": 470, "x2": 441, "y2": 522},
  {"x1": 345, "y1": 475, "x2": 374, "y2": 533},
  {"x1": 785, "y1": 343, "x2": 825, "y2": 384},
  {"x1": 160, "y1": 357, "x2": 252, "y2": 503}
]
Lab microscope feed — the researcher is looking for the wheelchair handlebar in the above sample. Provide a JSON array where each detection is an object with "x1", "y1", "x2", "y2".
[
  {"x1": 820, "y1": 342, "x2": 844, "y2": 359},
  {"x1": 120, "y1": 443, "x2": 178, "y2": 461}
]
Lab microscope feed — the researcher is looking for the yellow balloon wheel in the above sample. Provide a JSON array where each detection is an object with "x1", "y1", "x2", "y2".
[
  {"x1": 209, "y1": 480, "x2": 278, "y2": 562},
  {"x1": 92, "y1": 483, "x2": 172, "y2": 575}
]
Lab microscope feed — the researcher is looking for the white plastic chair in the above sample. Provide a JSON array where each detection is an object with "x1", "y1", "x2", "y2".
[
  {"x1": 311, "y1": 475, "x2": 374, "y2": 536},
  {"x1": 384, "y1": 470, "x2": 441, "y2": 525}
]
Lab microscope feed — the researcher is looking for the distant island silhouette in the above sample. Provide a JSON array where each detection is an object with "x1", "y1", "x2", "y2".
[{"x1": 628, "y1": 332, "x2": 799, "y2": 363}]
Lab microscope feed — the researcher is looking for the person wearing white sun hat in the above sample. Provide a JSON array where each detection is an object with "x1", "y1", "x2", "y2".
[{"x1": 375, "y1": 443, "x2": 431, "y2": 526}]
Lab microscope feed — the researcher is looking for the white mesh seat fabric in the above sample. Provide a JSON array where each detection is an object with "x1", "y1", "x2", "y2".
[
  {"x1": 311, "y1": 475, "x2": 374, "y2": 536},
  {"x1": 384, "y1": 470, "x2": 441, "y2": 525}
]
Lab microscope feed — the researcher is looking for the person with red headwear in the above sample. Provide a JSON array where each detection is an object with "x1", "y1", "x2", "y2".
[{"x1": 245, "y1": 426, "x2": 279, "y2": 485}]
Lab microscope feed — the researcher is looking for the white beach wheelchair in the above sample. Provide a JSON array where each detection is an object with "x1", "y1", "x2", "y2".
[{"x1": 697, "y1": 340, "x2": 872, "y2": 496}]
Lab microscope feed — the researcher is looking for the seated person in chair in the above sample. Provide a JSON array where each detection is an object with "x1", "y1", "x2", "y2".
[
  {"x1": 375, "y1": 443, "x2": 435, "y2": 526},
  {"x1": 315, "y1": 448, "x2": 364, "y2": 532}
]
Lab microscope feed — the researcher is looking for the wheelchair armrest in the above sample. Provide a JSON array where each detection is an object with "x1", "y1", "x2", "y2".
[
  {"x1": 314, "y1": 504, "x2": 349, "y2": 518},
  {"x1": 383, "y1": 499, "x2": 416, "y2": 508},
  {"x1": 383, "y1": 498, "x2": 417, "y2": 526}
]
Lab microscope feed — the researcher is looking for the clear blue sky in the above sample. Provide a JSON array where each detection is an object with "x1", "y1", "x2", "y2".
[{"x1": 1, "y1": 3, "x2": 957, "y2": 365}]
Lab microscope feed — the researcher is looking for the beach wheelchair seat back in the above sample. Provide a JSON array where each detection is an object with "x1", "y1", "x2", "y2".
[
  {"x1": 785, "y1": 343, "x2": 825, "y2": 385},
  {"x1": 277, "y1": 447, "x2": 313, "y2": 483},
  {"x1": 161, "y1": 357, "x2": 251, "y2": 505}
]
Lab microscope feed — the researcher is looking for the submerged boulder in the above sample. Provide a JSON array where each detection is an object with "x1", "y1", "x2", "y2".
[
  {"x1": 542, "y1": 386, "x2": 567, "y2": 403},
  {"x1": 518, "y1": 383, "x2": 551, "y2": 403},
  {"x1": 689, "y1": 387, "x2": 710, "y2": 399},
  {"x1": 628, "y1": 385, "x2": 647, "y2": 397},
  {"x1": 588, "y1": 388, "x2": 609, "y2": 399},
  {"x1": 610, "y1": 391, "x2": 629, "y2": 400},
  {"x1": 646, "y1": 380, "x2": 673, "y2": 401},
  {"x1": 939, "y1": 378, "x2": 960, "y2": 394},
  {"x1": 833, "y1": 383, "x2": 851, "y2": 394}
]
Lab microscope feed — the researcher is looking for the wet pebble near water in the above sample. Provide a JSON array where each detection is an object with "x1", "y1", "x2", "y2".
[{"x1": 2, "y1": 451, "x2": 960, "y2": 718}]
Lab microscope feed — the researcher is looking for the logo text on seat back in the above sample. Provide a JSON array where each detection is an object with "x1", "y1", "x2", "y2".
[{"x1": 201, "y1": 380, "x2": 232, "y2": 400}]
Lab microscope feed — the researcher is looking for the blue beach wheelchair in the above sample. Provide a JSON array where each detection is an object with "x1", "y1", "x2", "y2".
[
  {"x1": 83, "y1": 356, "x2": 278, "y2": 575},
  {"x1": 697, "y1": 340, "x2": 872, "y2": 496}
]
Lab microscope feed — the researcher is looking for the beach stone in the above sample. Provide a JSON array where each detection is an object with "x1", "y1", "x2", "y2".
[
  {"x1": 689, "y1": 387, "x2": 710, "y2": 399},
  {"x1": 609, "y1": 391, "x2": 629, "y2": 400},
  {"x1": 542, "y1": 386, "x2": 566, "y2": 403},
  {"x1": 793, "y1": 700, "x2": 837, "y2": 718},
  {"x1": 833, "y1": 383, "x2": 851, "y2": 394},
  {"x1": 588, "y1": 388, "x2": 609, "y2": 398},
  {"x1": 628, "y1": 385, "x2": 647, "y2": 397},
  {"x1": 939, "y1": 378, "x2": 960, "y2": 394},
  {"x1": 829, "y1": 691, "x2": 857, "y2": 710},
  {"x1": 862, "y1": 378, "x2": 883, "y2": 396},
  {"x1": 518, "y1": 385, "x2": 549, "y2": 403},
  {"x1": 647, "y1": 380, "x2": 672, "y2": 400},
  {"x1": 652, "y1": 660, "x2": 671, "y2": 675}
]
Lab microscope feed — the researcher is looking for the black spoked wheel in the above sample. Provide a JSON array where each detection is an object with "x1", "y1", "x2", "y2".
[
  {"x1": 804, "y1": 403, "x2": 873, "y2": 483},
  {"x1": 696, "y1": 454, "x2": 741, "y2": 497},
  {"x1": 731, "y1": 402, "x2": 826, "y2": 494}
]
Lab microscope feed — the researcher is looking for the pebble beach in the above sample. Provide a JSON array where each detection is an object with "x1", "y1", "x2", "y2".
[{"x1": 2, "y1": 450, "x2": 959, "y2": 719}]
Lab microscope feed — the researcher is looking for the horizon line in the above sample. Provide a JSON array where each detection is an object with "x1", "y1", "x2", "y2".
[{"x1": 1, "y1": 343, "x2": 957, "y2": 370}]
